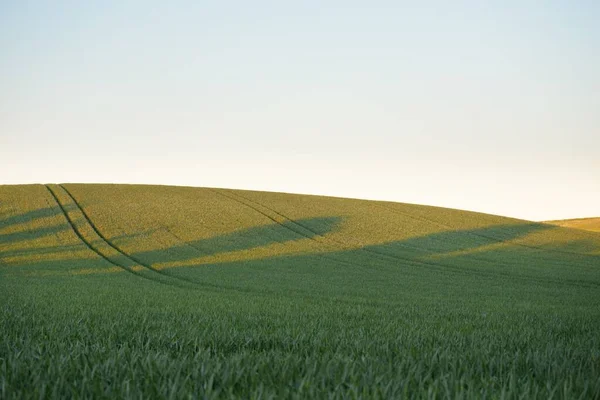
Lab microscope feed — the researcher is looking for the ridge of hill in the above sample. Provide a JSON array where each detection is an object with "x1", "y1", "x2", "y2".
[{"x1": 544, "y1": 217, "x2": 600, "y2": 233}]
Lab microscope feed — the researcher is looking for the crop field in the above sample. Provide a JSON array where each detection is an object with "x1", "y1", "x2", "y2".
[
  {"x1": 1, "y1": 183, "x2": 600, "y2": 398},
  {"x1": 545, "y1": 217, "x2": 600, "y2": 233}
]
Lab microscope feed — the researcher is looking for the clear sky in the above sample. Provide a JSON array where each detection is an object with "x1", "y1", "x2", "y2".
[{"x1": 1, "y1": 1, "x2": 599, "y2": 221}]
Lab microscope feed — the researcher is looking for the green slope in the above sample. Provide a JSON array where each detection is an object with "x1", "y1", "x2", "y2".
[{"x1": 1, "y1": 184, "x2": 600, "y2": 398}]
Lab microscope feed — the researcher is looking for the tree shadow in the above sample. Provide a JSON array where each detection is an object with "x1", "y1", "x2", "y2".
[
  {"x1": 134, "y1": 216, "x2": 343, "y2": 264},
  {"x1": 148, "y1": 221, "x2": 600, "y2": 295},
  {"x1": 0, "y1": 206, "x2": 62, "y2": 231},
  {"x1": 2, "y1": 200, "x2": 600, "y2": 300},
  {"x1": 0, "y1": 206, "x2": 158, "y2": 269}
]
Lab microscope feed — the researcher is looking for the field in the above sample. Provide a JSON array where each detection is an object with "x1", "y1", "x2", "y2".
[
  {"x1": 1, "y1": 183, "x2": 600, "y2": 398},
  {"x1": 545, "y1": 217, "x2": 600, "y2": 233}
]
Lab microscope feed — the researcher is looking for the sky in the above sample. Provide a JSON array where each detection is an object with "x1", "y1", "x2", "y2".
[{"x1": 1, "y1": 1, "x2": 599, "y2": 221}]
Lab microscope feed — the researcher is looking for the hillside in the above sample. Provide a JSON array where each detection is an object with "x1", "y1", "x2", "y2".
[
  {"x1": 1, "y1": 184, "x2": 600, "y2": 398},
  {"x1": 545, "y1": 217, "x2": 600, "y2": 233},
  {"x1": 3, "y1": 184, "x2": 600, "y2": 282}
]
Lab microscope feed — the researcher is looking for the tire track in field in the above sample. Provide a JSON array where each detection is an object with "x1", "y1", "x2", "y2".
[
  {"x1": 58, "y1": 184, "x2": 207, "y2": 289},
  {"x1": 49, "y1": 185, "x2": 197, "y2": 289},
  {"x1": 62, "y1": 185, "x2": 369, "y2": 291},
  {"x1": 222, "y1": 189, "x2": 450, "y2": 267},
  {"x1": 53, "y1": 188, "x2": 375, "y2": 298},
  {"x1": 215, "y1": 188, "x2": 458, "y2": 274},
  {"x1": 224, "y1": 190, "x2": 600, "y2": 288},
  {"x1": 368, "y1": 203, "x2": 590, "y2": 271},
  {"x1": 60, "y1": 185, "x2": 282, "y2": 292},
  {"x1": 213, "y1": 189, "x2": 396, "y2": 268},
  {"x1": 45, "y1": 185, "x2": 138, "y2": 278},
  {"x1": 207, "y1": 189, "x2": 365, "y2": 268},
  {"x1": 373, "y1": 202, "x2": 600, "y2": 268}
]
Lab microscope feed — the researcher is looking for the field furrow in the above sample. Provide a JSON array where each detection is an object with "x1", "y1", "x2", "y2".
[{"x1": 47, "y1": 184, "x2": 197, "y2": 289}]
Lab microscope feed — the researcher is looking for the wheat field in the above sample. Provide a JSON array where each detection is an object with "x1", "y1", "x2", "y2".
[{"x1": 1, "y1": 184, "x2": 599, "y2": 398}]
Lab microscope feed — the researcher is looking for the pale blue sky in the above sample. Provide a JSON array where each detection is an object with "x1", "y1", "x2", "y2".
[{"x1": 1, "y1": 1, "x2": 599, "y2": 221}]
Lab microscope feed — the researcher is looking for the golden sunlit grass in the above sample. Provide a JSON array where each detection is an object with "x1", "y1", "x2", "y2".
[{"x1": 545, "y1": 217, "x2": 600, "y2": 233}]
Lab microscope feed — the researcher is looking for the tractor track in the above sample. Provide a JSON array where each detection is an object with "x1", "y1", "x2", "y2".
[
  {"x1": 216, "y1": 189, "x2": 496, "y2": 278},
  {"x1": 366, "y1": 203, "x2": 595, "y2": 271},
  {"x1": 223, "y1": 189, "x2": 470, "y2": 269},
  {"x1": 373, "y1": 202, "x2": 600, "y2": 268},
  {"x1": 209, "y1": 189, "x2": 369, "y2": 271},
  {"x1": 59, "y1": 185, "x2": 292, "y2": 293},
  {"x1": 46, "y1": 185, "x2": 140, "y2": 279},
  {"x1": 49, "y1": 184, "x2": 198, "y2": 289},
  {"x1": 48, "y1": 188, "x2": 393, "y2": 301},
  {"x1": 45, "y1": 183, "x2": 600, "y2": 290},
  {"x1": 222, "y1": 190, "x2": 600, "y2": 289}
]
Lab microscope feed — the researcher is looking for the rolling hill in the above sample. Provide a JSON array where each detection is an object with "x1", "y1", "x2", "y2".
[
  {"x1": 1, "y1": 184, "x2": 599, "y2": 398},
  {"x1": 545, "y1": 217, "x2": 600, "y2": 233}
]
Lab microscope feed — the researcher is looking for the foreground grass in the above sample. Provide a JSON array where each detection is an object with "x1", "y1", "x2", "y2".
[{"x1": 1, "y1": 184, "x2": 600, "y2": 398}]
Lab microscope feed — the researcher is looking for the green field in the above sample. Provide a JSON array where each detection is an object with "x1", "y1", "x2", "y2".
[{"x1": 1, "y1": 184, "x2": 599, "y2": 398}]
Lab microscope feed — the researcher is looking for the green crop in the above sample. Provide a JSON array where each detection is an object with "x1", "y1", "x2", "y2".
[{"x1": 1, "y1": 184, "x2": 599, "y2": 399}]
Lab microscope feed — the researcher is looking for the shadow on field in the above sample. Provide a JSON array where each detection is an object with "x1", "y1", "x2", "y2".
[
  {"x1": 0, "y1": 206, "x2": 62, "y2": 230},
  {"x1": 0, "y1": 207, "x2": 65, "y2": 244},
  {"x1": 134, "y1": 217, "x2": 343, "y2": 264},
  {"x1": 0, "y1": 206, "x2": 157, "y2": 269},
  {"x1": 2, "y1": 204, "x2": 600, "y2": 292},
  {"x1": 0, "y1": 224, "x2": 70, "y2": 245},
  {"x1": 134, "y1": 220, "x2": 600, "y2": 292}
]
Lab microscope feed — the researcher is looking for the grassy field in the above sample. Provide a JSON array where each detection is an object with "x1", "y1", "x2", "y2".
[
  {"x1": 545, "y1": 217, "x2": 600, "y2": 233},
  {"x1": 1, "y1": 183, "x2": 600, "y2": 399}
]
